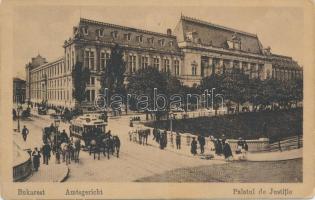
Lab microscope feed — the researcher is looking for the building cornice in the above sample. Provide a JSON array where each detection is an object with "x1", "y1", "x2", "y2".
[
  {"x1": 178, "y1": 41, "x2": 268, "y2": 61},
  {"x1": 80, "y1": 18, "x2": 177, "y2": 39}
]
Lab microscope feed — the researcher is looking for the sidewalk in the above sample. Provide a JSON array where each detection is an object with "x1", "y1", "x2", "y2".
[
  {"x1": 27, "y1": 162, "x2": 69, "y2": 182},
  {"x1": 246, "y1": 148, "x2": 302, "y2": 161}
]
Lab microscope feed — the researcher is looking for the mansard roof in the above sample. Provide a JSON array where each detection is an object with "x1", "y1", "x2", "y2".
[
  {"x1": 74, "y1": 18, "x2": 180, "y2": 53},
  {"x1": 270, "y1": 53, "x2": 301, "y2": 70},
  {"x1": 175, "y1": 15, "x2": 264, "y2": 55}
]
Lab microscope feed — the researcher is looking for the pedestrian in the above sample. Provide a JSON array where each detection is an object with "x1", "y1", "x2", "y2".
[
  {"x1": 42, "y1": 143, "x2": 51, "y2": 165},
  {"x1": 138, "y1": 130, "x2": 142, "y2": 145},
  {"x1": 55, "y1": 146, "x2": 61, "y2": 164},
  {"x1": 215, "y1": 138, "x2": 223, "y2": 155},
  {"x1": 161, "y1": 130, "x2": 167, "y2": 149},
  {"x1": 243, "y1": 140, "x2": 248, "y2": 151},
  {"x1": 159, "y1": 131, "x2": 165, "y2": 149},
  {"x1": 21, "y1": 125, "x2": 29, "y2": 141},
  {"x1": 236, "y1": 137, "x2": 243, "y2": 154},
  {"x1": 32, "y1": 147, "x2": 41, "y2": 171},
  {"x1": 152, "y1": 128, "x2": 157, "y2": 141},
  {"x1": 222, "y1": 139, "x2": 233, "y2": 160},
  {"x1": 60, "y1": 129, "x2": 69, "y2": 143},
  {"x1": 191, "y1": 137, "x2": 197, "y2": 155},
  {"x1": 143, "y1": 129, "x2": 149, "y2": 145},
  {"x1": 198, "y1": 133, "x2": 206, "y2": 154},
  {"x1": 156, "y1": 130, "x2": 161, "y2": 143},
  {"x1": 175, "y1": 132, "x2": 181, "y2": 149}
]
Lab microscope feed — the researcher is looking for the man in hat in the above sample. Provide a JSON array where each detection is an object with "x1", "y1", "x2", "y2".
[
  {"x1": 175, "y1": 132, "x2": 181, "y2": 150},
  {"x1": 21, "y1": 125, "x2": 29, "y2": 141},
  {"x1": 42, "y1": 142, "x2": 51, "y2": 165},
  {"x1": 197, "y1": 133, "x2": 206, "y2": 154}
]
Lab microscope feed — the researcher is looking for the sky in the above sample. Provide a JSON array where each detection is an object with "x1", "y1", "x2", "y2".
[{"x1": 12, "y1": 5, "x2": 304, "y2": 79}]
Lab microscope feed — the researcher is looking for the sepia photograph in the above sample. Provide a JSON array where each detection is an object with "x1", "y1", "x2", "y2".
[{"x1": 1, "y1": 0, "x2": 314, "y2": 199}]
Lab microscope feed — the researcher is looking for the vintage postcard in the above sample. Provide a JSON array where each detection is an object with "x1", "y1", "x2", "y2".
[{"x1": 0, "y1": 0, "x2": 314, "y2": 199}]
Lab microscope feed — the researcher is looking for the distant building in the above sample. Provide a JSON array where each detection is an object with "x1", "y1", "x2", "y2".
[
  {"x1": 13, "y1": 77, "x2": 26, "y2": 104},
  {"x1": 25, "y1": 16, "x2": 303, "y2": 108}
]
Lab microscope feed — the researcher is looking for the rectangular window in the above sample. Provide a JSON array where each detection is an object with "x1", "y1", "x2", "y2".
[
  {"x1": 84, "y1": 50, "x2": 90, "y2": 68},
  {"x1": 128, "y1": 55, "x2": 136, "y2": 73},
  {"x1": 100, "y1": 52, "x2": 106, "y2": 69},
  {"x1": 86, "y1": 90, "x2": 91, "y2": 102},
  {"x1": 90, "y1": 51, "x2": 95, "y2": 69},
  {"x1": 153, "y1": 58, "x2": 160, "y2": 69},
  {"x1": 82, "y1": 27, "x2": 88, "y2": 35},
  {"x1": 163, "y1": 59, "x2": 170, "y2": 72},
  {"x1": 84, "y1": 50, "x2": 95, "y2": 69},
  {"x1": 124, "y1": 33, "x2": 131, "y2": 41},
  {"x1": 159, "y1": 39, "x2": 165, "y2": 46},
  {"x1": 137, "y1": 35, "x2": 143, "y2": 43},
  {"x1": 90, "y1": 77, "x2": 95, "y2": 85},
  {"x1": 141, "y1": 56, "x2": 148, "y2": 69},
  {"x1": 98, "y1": 29, "x2": 104, "y2": 37},
  {"x1": 174, "y1": 60, "x2": 179, "y2": 76},
  {"x1": 71, "y1": 51, "x2": 74, "y2": 70},
  {"x1": 105, "y1": 52, "x2": 110, "y2": 68},
  {"x1": 111, "y1": 31, "x2": 118, "y2": 39},
  {"x1": 192, "y1": 65, "x2": 197, "y2": 76},
  {"x1": 91, "y1": 90, "x2": 95, "y2": 101}
]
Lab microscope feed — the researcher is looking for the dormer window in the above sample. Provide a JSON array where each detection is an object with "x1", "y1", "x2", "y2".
[
  {"x1": 147, "y1": 37, "x2": 154, "y2": 44},
  {"x1": 98, "y1": 29, "x2": 104, "y2": 37},
  {"x1": 124, "y1": 33, "x2": 131, "y2": 41},
  {"x1": 111, "y1": 31, "x2": 118, "y2": 39},
  {"x1": 234, "y1": 42, "x2": 241, "y2": 50},
  {"x1": 82, "y1": 27, "x2": 88, "y2": 35},
  {"x1": 137, "y1": 35, "x2": 143, "y2": 43},
  {"x1": 169, "y1": 41, "x2": 174, "y2": 47},
  {"x1": 158, "y1": 39, "x2": 165, "y2": 46}
]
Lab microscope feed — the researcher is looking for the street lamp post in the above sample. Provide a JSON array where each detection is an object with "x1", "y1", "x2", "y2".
[
  {"x1": 17, "y1": 106, "x2": 22, "y2": 132},
  {"x1": 54, "y1": 118, "x2": 60, "y2": 145},
  {"x1": 169, "y1": 112, "x2": 176, "y2": 134}
]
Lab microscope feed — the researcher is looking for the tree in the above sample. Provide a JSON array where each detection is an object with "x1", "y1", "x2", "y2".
[
  {"x1": 72, "y1": 61, "x2": 90, "y2": 107},
  {"x1": 100, "y1": 44, "x2": 126, "y2": 95},
  {"x1": 127, "y1": 67, "x2": 168, "y2": 111},
  {"x1": 99, "y1": 44, "x2": 126, "y2": 114}
]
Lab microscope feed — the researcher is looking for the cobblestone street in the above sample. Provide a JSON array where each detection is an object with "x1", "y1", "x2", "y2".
[{"x1": 15, "y1": 113, "x2": 226, "y2": 182}]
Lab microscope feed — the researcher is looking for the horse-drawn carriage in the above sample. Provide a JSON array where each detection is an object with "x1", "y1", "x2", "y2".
[
  {"x1": 69, "y1": 114, "x2": 120, "y2": 160},
  {"x1": 69, "y1": 114, "x2": 107, "y2": 147}
]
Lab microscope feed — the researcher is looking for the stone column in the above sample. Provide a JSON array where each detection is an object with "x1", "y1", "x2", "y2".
[
  {"x1": 95, "y1": 46, "x2": 100, "y2": 71},
  {"x1": 247, "y1": 63, "x2": 251, "y2": 77},
  {"x1": 255, "y1": 63, "x2": 259, "y2": 79},
  {"x1": 229, "y1": 60, "x2": 233, "y2": 68}
]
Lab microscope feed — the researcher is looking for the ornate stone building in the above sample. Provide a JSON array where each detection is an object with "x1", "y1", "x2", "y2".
[
  {"x1": 25, "y1": 16, "x2": 302, "y2": 108},
  {"x1": 13, "y1": 77, "x2": 26, "y2": 104}
]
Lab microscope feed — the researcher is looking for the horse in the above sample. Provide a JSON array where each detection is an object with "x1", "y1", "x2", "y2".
[
  {"x1": 112, "y1": 136, "x2": 120, "y2": 158},
  {"x1": 89, "y1": 139, "x2": 101, "y2": 160},
  {"x1": 73, "y1": 138, "x2": 81, "y2": 163},
  {"x1": 60, "y1": 142, "x2": 71, "y2": 165}
]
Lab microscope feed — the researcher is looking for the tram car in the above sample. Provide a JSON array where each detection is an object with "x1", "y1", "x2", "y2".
[{"x1": 69, "y1": 114, "x2": 107, "y2": 148}]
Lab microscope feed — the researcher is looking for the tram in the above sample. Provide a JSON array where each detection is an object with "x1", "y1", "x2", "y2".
[{"x1": 69, "y1": 114, "x2": 107, "y2": 147}]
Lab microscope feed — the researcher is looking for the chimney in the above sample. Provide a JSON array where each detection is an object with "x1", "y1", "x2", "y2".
[{"x1": 167, "y1": 28, "x2": 172, "y2": 36}]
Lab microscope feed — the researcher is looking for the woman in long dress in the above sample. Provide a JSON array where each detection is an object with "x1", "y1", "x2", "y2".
[
  {"x1": 191, "y1": 137, "x2": 197, "y2": 155},
  {"x1": 222, "y1": 139, "x2": 233, "y2": 160},
  {"x1": 32, "y1": 147, "x2": 41, "y2": 171}
]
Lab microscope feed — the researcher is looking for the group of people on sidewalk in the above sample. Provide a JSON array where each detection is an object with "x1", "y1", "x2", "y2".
[
  {"x1": 141, "y1": 126, "x2": 249, "y2": 161},
  {"x1": 152, "y1": 128, "x2": 168, "y2": 149},
  {"x1": 190, "y1": 134, "x2": 206, "y2": 156},
  {"x1": 27, "y1": 124, "x2": 82, "y2": 172}
]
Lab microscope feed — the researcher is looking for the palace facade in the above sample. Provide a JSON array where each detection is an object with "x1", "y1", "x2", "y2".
[{"x1": 25, "y1": 16, "x2": 303, "y2": 108}]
